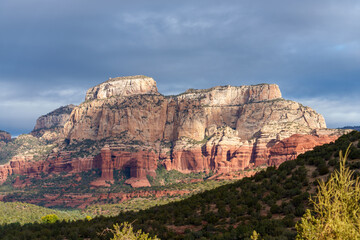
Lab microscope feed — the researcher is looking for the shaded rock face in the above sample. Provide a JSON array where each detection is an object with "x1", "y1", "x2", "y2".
[
  {"x1": 0, "y1": 76, "x2": 348, "y2": 187},
  {"x1": 0, "y1": 131, "x2": 11, "y2": 142},
  {"x1": 31, "y1": 105, "x2": 76, "y2": 141}
]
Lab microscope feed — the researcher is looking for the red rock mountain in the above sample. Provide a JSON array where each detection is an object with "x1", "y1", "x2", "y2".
[{"x1": 0, "y1": 76, "x2": 349, "y2": 187}]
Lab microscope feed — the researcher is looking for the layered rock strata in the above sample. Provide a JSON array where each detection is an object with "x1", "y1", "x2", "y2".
[
  {"x1": 31, "y1": 104, "x2": 76, "y2": 141},
  {"x1": 0, "y1": 76, "x2": 349, "y2": 187}
]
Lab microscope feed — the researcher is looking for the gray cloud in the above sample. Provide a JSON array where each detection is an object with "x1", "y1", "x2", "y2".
[{"x1": 1, "y1": 0, "x2": 360, "y2": 135}]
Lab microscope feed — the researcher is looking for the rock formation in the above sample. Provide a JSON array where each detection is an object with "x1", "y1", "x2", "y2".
[
  {"x1": 0, "y1": 76, "x2": 350, "y2": 187},
  {"x1": 85, "y1": 75, "x2": 158, "y2": 101},
  {"x1": 31, "y1": 104, "x2": 76, "y2": 141}
]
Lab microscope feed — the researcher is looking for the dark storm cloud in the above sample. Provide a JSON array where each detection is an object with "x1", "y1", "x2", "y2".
[{"x1": 1, "y1": 0, "x2": 360, "y2": 135}]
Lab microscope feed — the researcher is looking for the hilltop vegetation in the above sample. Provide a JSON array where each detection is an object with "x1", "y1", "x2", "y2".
[
  {"x1": 0, "y1": 134, "x2": 54, "y2": 165},
  {"x1": 0, "y1": 131, "x2": 359, "y2": 239},
  {"x1": 0, "y1": 202, "x2": 87, "y2": 225}
]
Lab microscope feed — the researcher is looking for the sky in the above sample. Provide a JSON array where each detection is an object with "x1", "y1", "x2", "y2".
[{"x1": 1, "y1": 0, "x2": 360, "y2": 136}]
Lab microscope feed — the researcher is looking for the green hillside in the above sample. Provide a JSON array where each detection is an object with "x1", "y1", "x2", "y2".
[
  {"x1": 0, "y1": 134, "x2": 54, "y2": 165},
  {"x1": 0, "y1": 201, "x2": 87, "y2": 225},
  {"x1": 0, "y1": 131, "x2": 359, "y2": 240}
]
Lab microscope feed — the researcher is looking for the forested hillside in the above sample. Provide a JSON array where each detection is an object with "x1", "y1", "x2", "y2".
[
  {"x1": 0, "y1": 202, "x2": 87, "y2": 225},
  {"x1": 1, "y1": 131, "x2": 359, "y2": 240}
]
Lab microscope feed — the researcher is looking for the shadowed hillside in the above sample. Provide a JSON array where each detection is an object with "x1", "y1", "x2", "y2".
[{"x1": 0, "y1": 131, "x2": 359, "y2": 240}]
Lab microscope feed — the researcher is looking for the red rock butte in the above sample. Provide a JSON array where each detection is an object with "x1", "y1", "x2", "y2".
[{"x1": 0, "y1": 76, "x2": 350, "y2": 187}]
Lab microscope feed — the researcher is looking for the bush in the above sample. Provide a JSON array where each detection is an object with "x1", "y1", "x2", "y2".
[
  {"x1": 41, "y1": 214, "x2": 59, "y2": 224},
  {"x1": 107, "y1": 222, "x2": 159, "y2": 240},
  {"x1": 317, "y1": 164, "x2": 329, "y2": 175},
  {"x1": 296, "y1": 146, "x2": 360, "y2": 239}
]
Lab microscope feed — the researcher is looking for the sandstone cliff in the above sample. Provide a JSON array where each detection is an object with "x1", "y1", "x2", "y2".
[
  {"x1": 0, "y1": 76, "x2": 349, "y2": 188},
  {"x1": 31, "y1": 104, "x2": 76, "y2": 141},
  {"x1": 85, "y1": 75, "x2": 158, "y2": 101},
  {"x1": 64, "y1": 80, "x2": 324, "y2": 142}
]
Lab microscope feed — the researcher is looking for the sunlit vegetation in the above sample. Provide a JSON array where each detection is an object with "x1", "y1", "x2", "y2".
[
  {"x1": 0, "y1": 134, "x2": 54, "y2": 165},
  {"x1": 104, "y1": 222, "x2": 160, "y2": 240},
  {"x1": 0, "y1": 202, "x2": 86, "y2": 225}
]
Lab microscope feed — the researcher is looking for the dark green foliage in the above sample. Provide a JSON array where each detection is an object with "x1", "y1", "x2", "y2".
[{"x1": 317, "y1": 163, "x2": 329, "y2": 175}]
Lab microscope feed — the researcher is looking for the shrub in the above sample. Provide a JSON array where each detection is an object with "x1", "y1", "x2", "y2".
[
  {"x1": 41, "y1": 214, "x2": 59, "y2": 224},
  {"x1": 107, "y1": 222, "x2": 160, "y2": 240},
  {"x1": 296, "y1": 146, "x2": 360, "y2": 239}
]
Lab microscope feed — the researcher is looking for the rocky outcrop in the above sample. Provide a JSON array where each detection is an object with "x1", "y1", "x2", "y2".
[
  {"x1": 0, "y1": 164, "x2": 12, "y2": 184},
  {"x1": 0, "y1": 146, "x2": 157, "y2": 187},
  {"x1": 31, "y1": 104, "x2": 76, "y2": 141},
  {"x1": 162, "y1": 126, "x2": 349, "y2": 174},
  {"x1": 85, "y1": 75, "x2": 158, "y2": 101},
  {"x1": 64, "y1": 81, "x2": 324, "y2": 143},
  {"x1": 268, "y1": 128, "x2": 351, "y2": 166},
  {"x1": 0, "y1": 76, "x2": 348, "y2": 188},
  {"x1": 0, "y1": 131, "x2": 11, "y2": 142}
]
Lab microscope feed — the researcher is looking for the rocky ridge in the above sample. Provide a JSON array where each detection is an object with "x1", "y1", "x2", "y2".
[
  {"x1": 0, "y1": 130, "x2": 11, "y2": 142},
  {"x1": 0, "y1": 76, "x2": 350, "y2": 188},
  {"x1": 85, "y1": 75, "x2": 158, "y2": 101},
  {"x1": 31, "y1": 104, "x2": 76, "y2": 141}
]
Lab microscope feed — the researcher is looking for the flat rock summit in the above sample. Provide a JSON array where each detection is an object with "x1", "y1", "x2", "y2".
[{"x1": 0, "y1": 76, "x2": 349, "y2": 189}]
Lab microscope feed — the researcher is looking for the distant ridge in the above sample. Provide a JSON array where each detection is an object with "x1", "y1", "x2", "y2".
[{"x1": 339, "y1": 126, "x2": 360, "y2": 131}]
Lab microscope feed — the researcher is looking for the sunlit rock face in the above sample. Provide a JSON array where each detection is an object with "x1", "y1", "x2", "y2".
[
  {"x1": 85, "y1": 75, "x2": 158, "y2": 101},
  {"x1": 31, "y1": 104, "x2": 76, "y2": 142}
]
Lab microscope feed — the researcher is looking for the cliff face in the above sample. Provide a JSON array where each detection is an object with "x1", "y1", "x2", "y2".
[
  {"x1": 0, "y1": 76, "x2": 348, "y2": 188},
  {"x1": 31, "y1": 104, "x2": 76, "y2": 141},
  {"x1": 64, "y1": 81, "x2": 324, "y2": 142},
  {"x1": 85, "y1": 75, "x2": 158, "y2": 101}
]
